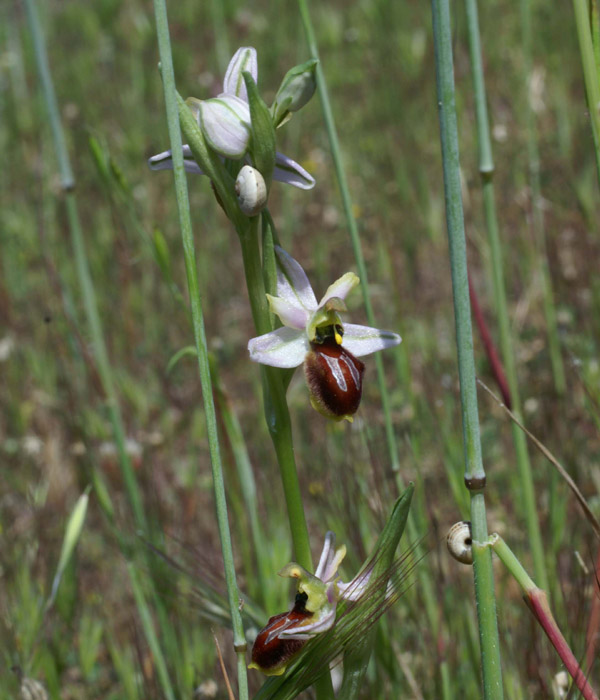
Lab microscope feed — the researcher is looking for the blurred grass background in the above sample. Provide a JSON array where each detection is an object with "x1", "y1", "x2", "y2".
[{"x1": 1, "y1": 0, "x2": 600, "y2": 697}]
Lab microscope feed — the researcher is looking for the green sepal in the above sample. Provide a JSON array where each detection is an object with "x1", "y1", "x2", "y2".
[{"x1": 243, "y1": 71, "x2": 276, "y2": 190}]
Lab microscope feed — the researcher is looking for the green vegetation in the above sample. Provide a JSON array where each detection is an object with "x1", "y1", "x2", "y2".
[{"x1": 1, "y1": 0, "x2": 599, "y2": 698}]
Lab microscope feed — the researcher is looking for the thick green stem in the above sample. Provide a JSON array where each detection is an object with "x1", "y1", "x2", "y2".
[
  {"x1": 431, "y1": 0, "x2": 503, "y2": 696},
  {"x1": 238, "y1": 220, "x2": 313, "y2": 572},
  {"x1": 464, "y1": 0, "x2": 548, "y2": 592},
  {"x1": 151, "y1": 1, "x2": 248, "y2": 696},
  {"x1": 298, "y1": 0, "x2": 400, "y2": 473}
]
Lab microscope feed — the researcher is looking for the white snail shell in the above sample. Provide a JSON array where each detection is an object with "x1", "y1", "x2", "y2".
[
  {"x1": 235, "y1": 165, "x2": 267, "y2": 216},
  {"x1": 447, "y1": 521, "x2": 473, "y2": 565}
]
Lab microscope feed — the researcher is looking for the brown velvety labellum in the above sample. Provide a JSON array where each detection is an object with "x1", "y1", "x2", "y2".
[
  {"x1": 251, "y1": 595, "x2": 312, "y2": 674},
  {"x1": 304, "y1": 338, "x2": 365, "y2": 419}
]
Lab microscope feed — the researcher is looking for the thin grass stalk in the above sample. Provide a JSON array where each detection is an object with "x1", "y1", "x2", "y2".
[
  {"x1": 573, "y1": 0, "x2": 600, "y2": 187},
  {"x1": 210, "y1": 357, "x2": 268, "y2": 598},
  {"x1": 128, "y1": 563, "x2": 177, "y2": 700},
  {"x1": 176, "y1": 96, "x2": 314, "y2": 573},
  {"x1": 489, "y1": 535, "x2": 599, "y2": 700},
  {"x1": 24, "y1": 0, "x2": 147, "y2": 535},
  {"x1": 520, "y1": 0, "x2": 566, "y2": 395},
  {"x1": 151, "y1": 2, "x2": 248, "y2": 696},
  {"x1": 297, "y1": 0, "x2": 400, "y2": 474},
  {"x1": 464, "y1": 0, "x2": 549, "y2": 592},
  {"x1": 431, "y1": 0, "x2": 503, "y2": 696},
  {"x1": 24, "y1": 1, "x2": 187, "y2": 688},
  {"x1": 296, "y1": 0, "x2": 443, "y2": 676}
]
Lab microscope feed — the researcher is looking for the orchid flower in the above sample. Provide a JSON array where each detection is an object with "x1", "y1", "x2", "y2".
[
  {"x1": 148, "y1": 47, "x2": 315, "y2": 190},
  {"x1": 249, "y1": 532, "x2": 374, "y2": 676},
  {"x1": 247, "y1": 246, "x2": 401, "y2": 420}
]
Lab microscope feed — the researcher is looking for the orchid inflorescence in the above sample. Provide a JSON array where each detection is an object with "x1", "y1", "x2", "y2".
[
  {"x1": 148, "y1": 43, "x2": 410, "y2": 690},
  {"x1": 149, "y1": 47, "x2": 401, "y2": 421}
]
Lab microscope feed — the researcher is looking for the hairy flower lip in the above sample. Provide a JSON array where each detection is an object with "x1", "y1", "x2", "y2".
[
  {"x1": 147, "y1": 47, "x2": 316, "y2": 190},
  {"x1": 249, "y1": 531, "x2": 386, "y2": 676}
]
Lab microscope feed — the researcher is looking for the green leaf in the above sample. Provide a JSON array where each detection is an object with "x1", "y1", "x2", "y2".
[
  {"x1": 243, "y1": 71, "x2": 276, "y2": 189},
  {"x1": 47, "y1": 487, "x2": 91, "y2": 609}
]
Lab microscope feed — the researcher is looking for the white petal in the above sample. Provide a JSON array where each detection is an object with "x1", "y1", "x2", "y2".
[
  {"x1": 315, "y1": 532, "x2": 336, "y2": 580},
  {"x1": 278, "y1": 608, "x2": 337, "y2": 639},
  {"x1": 198, "y1": 95, "x2": 251, "y2": 159},
  {"x1": 248, "y1": 327, "x2": 308, "y2": 368},
  {"x1": 274, "y1": 246, "x2": 318, "y2": 313},
  {"x1": 273, "y1": 152, "x2": 316, "y2": 190},
  {"x1": 267, "y1": 294, "x2": 310, "y2": 330},
  {"x1": 319, "y1": 272, "x2": 360, "y2": 306},
  {"x1": 148, "y1": 147, "x2": 204, "y2": 175},
  {"x1": 341, "y1": 324, "x2": 401, "y2": 357},
  {"x1": 223, "y1": 47, "x2": 257, "y2": 101}
]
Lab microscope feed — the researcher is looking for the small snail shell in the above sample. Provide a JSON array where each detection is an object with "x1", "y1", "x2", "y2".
[
  {"x1": 235, "y1": 165, "x2": 267, "y2": 216},
  {"x1": 447, "y1": 521, "x2": 473, "y2": 565}
]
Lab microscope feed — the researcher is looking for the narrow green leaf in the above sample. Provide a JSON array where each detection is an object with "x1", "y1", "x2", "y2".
[
  {"x1": 243, "y1": 71, "x2": 276, "y2": 188},
  {"x1": 47, "y1": 487, "x2": 90, "y2": 609}
]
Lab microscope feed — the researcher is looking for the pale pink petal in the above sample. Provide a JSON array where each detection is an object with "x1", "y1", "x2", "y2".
[
  {"x1": 267, "y1": 294, "x2": 310, "y2": 330},
  {"x1": 223, "y1": 47, "x2": 257, "y2": 101},
  {"x1": 315, "y1": 532, "x2": 336, "y2": 580},
  {"x1": 198, "y1": 95, "x2": 251, "y2": 158},
  {"x1": 278, "y1": 608, "x2": 337, "y2": 639},
  {"x1": 275, "y1": 246, "x2": 318, "y2": 312},
  {"x1": 341, "y1": 324, "x2": 401, "y2": 357},
  {"x1": 274, "y1": 152, "x2": 316, "y2": 190},
  {"x1": 319, "y1": 272, "x2": 359, "y2": 307},
  {"x1": 248, "y1": 327, "x2": 308, "y2": 368}
]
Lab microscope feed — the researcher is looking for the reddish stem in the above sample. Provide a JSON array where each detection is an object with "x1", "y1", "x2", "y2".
[
  {"x1": 585, "y1": 545, "x2": 600, "y2": 674},
  {"x1": 526, "y1": 587, "x2": 598, "y2": 700},
  {"x1": 468, "y1": 273, "x2": 512, "y2": 409}
]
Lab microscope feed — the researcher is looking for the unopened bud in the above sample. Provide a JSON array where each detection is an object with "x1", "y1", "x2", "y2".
[{"x1": 272, "y1": 59, "x2": 318, "y2": 128}]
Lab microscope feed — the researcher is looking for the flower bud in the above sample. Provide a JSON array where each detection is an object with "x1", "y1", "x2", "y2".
[
  {"x1": 235, "y1": 165, "x2": 268, "y2": 216},
  {"x1": 304, "y1": 337, "x2": 365, "y2": 421},
  {"x1": 249, "y1": 592, "x2": 312, "y2": 676},
  {"x1": 272, "y1": 59, "x2": 318, "y2": 128},
  {"x1": 198, "y1": 94, "x2": 251, "y2": 159}
]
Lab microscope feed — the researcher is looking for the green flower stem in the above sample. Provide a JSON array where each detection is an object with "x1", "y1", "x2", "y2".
[
  {"x1": 521, "y1": 0, "x2": 566, "y2": 395},
  {"x1": 239, "y1": 218, "x2": 335, "y2": 699},
  {"x1": 24, "y1": 0, "x2": 147, "y2": 535},
  {"x1": 238, "y1": 218, "x2": 313, "y2": 572},
  {"x1": 151, "y1": 1, "x2": 248, "y2": 696},
  {"x1": 431, "y1": 0, "x2": 503, "y2": 697},
  {"x1": 464, "y1": 0, "x2": 548, "y2": 592},
  {"x1": 298, "y1": 0, "x2": 400, "y2": 473},
  {"x1": 573, "y1": 0, "x2": 600, "y2": 187}
]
